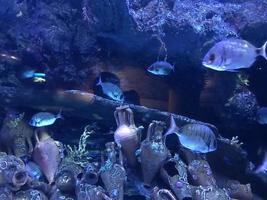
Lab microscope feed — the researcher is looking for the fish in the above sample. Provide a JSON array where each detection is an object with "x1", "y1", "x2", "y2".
[
  {"x1": 255, "y1": 151, "x2": 267, "y2": 173},
  {"x1": 202, "y1": 38, "x2": 267, "y2": 72},
  {"x1": 29, "y1": 110, "x2": 63, "y2": 127},
  {"x1": 147, "y1": 61, "x2": 174, "y2": 75},
  {"x1": 257, "y1": 107, "x2": 267, "y2": 124},
  {"x1": 33, "y1": 77, "x2": 46, "y2": 83},
  {"x1": 165, "y1": 115, "x2": 217, "y2": 153},
  {"x1": 25, "y1": 161, "x2": 43, "y2": 181},
  {"x1": 96, "y1": 76, "x2": 124, "y2": 102},
  {"x1": 22, "y1": 70, "x2": 46, "y2": 79}
]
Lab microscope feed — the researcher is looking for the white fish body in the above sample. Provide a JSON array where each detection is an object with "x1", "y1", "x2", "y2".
[
  {"x1": 178, "y1": 133, "x2": 211, "y2": 153},
  {"x1": 203, "y1": 39, "x2": 267, "y2": 72}
]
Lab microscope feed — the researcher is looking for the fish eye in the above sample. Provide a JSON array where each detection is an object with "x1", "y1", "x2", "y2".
[{"x1": 209, "y1": 54, "x2": 216, "y2": 63}]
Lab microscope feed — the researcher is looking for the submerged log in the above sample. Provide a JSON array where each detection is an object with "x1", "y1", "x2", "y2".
[{"x1": 0, "y1": 86, "x2": 217, "y2": 131}]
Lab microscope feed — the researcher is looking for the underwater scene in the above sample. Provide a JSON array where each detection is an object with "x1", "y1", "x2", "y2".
[{"x1": 0, "y1": 0, "x2": 267, "y2": 199}]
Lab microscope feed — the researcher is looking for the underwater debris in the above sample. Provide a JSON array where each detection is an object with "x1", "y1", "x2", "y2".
[
  {"x1": 139, "y1": 120, "x2": 169, "y2": 186},
  {"x1": 65, "y1": 125, "x2": 93, "y2": 168},
  {"x1": 114, "y1": 106, "x2": 143, "y2": 167},
  {"x1": 160, "y1": 154, "x2": 194, "y2": 199},
  {"x1": 100, "y1": 142, "x2": 126, "y2": 200},
  {"x1": 33, "y1": 130, "x2": 61, "y2": 184}
]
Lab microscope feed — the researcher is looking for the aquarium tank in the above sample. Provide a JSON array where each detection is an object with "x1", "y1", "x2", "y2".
[{"x1": 0, "y1": 0, "x2": 267, "y2": 199}]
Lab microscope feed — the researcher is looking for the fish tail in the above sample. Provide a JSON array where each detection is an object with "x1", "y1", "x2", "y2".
[
  {"x1": 96, "y1": 76, "x2": 102, "y2": 86},
  {"x1": 56, "y1": 109, "x2": 64, "y2": 120},
  {"x1": 165, "y1": 114, "x2": 180, "y2": 137},
  {"x1": 260, "y1": 41, "x2": 267, "y2": 60}
]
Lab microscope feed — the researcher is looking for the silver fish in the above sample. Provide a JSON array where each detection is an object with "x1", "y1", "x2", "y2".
[
  {"x1": 29, "y1": 110, "x2": 63, "y2": 127},
  {"x1": 165, "y1": 115, "x2": 217, "y2": 153},
  {"x1": 257, "y1": 107, "x2": 267, "y2": 125},
  {"x1": 147, "y1": 61, "x2": 174, "y2": 75},
  {"x1": 97, "y1": 76, "x2": 124, "y2": 102},
  {"x1": 203, "y1": 38, "x2": 267, "y2": 72}
]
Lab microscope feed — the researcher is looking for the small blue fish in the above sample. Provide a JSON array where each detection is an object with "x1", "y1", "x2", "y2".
[
  {"x1": 147, "y1": 61, "x2": 174, "y2": 75},
  {"x1": 29, "y1": 110, "x2": 63, "y2": 127},
  {"x1": 203, "y1": 39, "x2": 267, "y2": 72},
  {"x1": 22, "y1": 70, "x2": 46, "y2": 79},
  {"x1": 25, "y1": 161, "x2": 44, "y2": 181},
  {"x1": 97, "y1": 76, "x2": 124, "y2": 102}
]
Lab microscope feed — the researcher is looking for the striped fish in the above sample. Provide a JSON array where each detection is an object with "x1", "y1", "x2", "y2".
[{"x1": 177, "y1": 124, "x2": 217, "y2": 153}]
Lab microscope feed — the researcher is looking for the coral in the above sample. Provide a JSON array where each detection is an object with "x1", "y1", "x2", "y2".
[
  {"x1": 219, "y1": 135, "x2": 244, "y2": 149},
  {"x1": 224, "y1": 90, "x2": 259, "y2": 123},
  {"x1": 15, "y1": 189, "x2": 48, "y2": 200},
  {"x1": 126, "y1": 0, "x2": 267, "y2": 38},
  {"x1": 0, "y1": 153, "x2": 28, "y2": 190},
  {"x1": 55, "y1": 156, "x2": 84, "y2": 194},
  {"x1": 151, "y1": 186, "x2": 176, "y2": 200},
  {"x1": 0, "y1": 110, "x2": 33, "y2": 157},
  {"x1": 64, "y1": 125, "x2": 93, "y2": 168}
]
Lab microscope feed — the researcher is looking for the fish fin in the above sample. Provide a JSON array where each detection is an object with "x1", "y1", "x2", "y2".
[
  {"x1": 56, "y1": 109, "x2": 64, "y2": 120},
  {"x1": 226, "y1": 69, "x2": 239, "y2": 72},
  {"x1": 96, "y1": 76, "x2": 102, "y2": 86},
  {"x1": 258, "y1": 41, "x2": 267, "y2": 60},
  {"x1": 34, "y1": 73, "x2": 46, "y2": 78},
  {"x1": 165, "y1": 114, "x2": 179, "y2": 137}
]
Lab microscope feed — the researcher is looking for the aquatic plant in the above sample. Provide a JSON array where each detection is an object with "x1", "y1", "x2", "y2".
[{"x1": 64, "y1": 125, "x2": 93, "y2": 167}]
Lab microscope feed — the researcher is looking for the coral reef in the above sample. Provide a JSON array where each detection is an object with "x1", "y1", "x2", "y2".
[
  {"x1": 0, "y1": 153, "x2": 28, "y2": 190},
  {"x1": 0, "y1": 110, "x2": 33, "y2": 157},
  {"x1": 0, "y1": 102, "x2": 265, "y2": 199}
]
